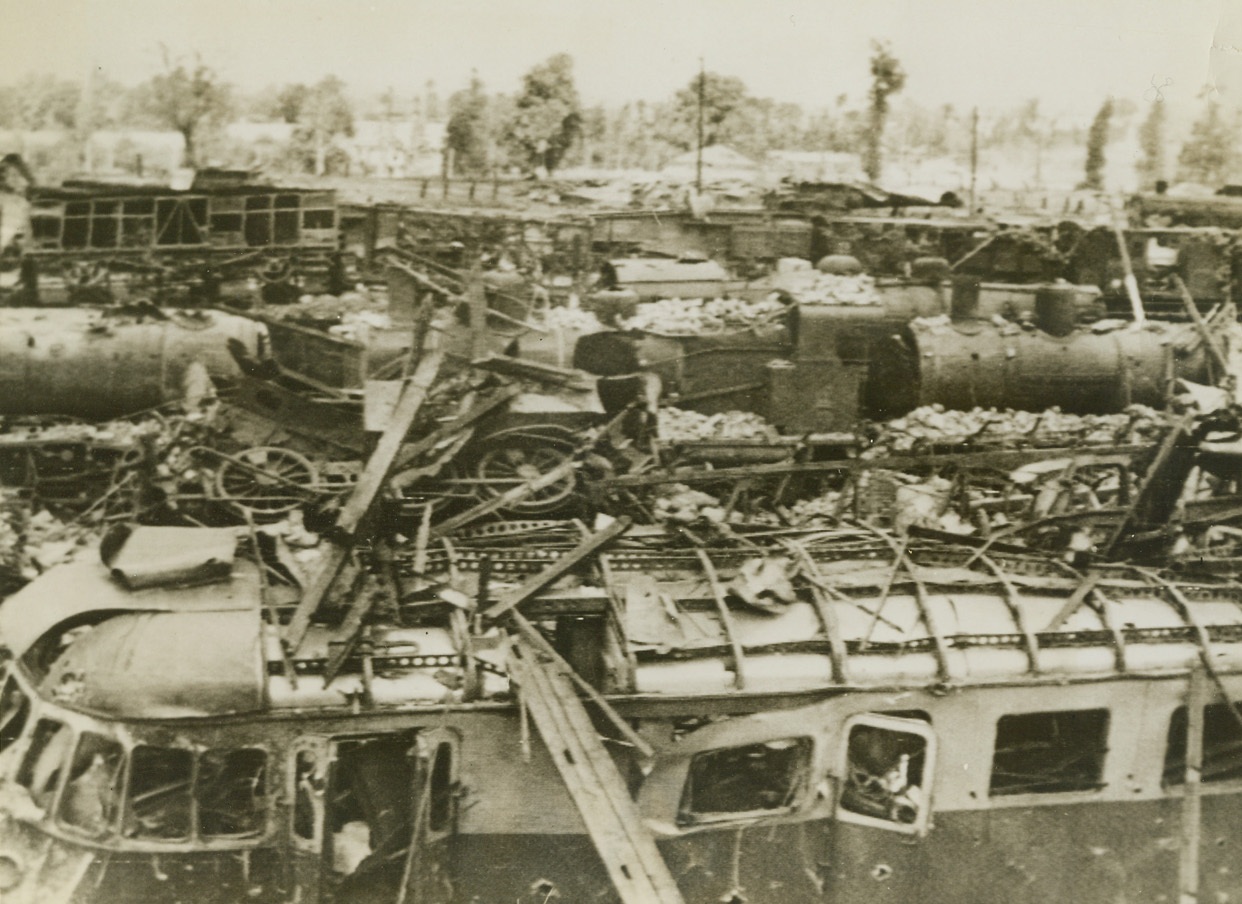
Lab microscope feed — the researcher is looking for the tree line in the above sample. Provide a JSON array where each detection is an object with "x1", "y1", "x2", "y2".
[{"x1": 0, "y1": 46, "x2": 1238, "y2": 190}]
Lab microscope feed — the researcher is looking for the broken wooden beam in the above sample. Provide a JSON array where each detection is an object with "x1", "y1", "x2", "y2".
[
  {"x1": 1102, "y1": 414, "x2": 1196, "y2": 558},
  {"x1": 1044, "y1": 572, "x2": 1101, "y2": 633},
  {"x1": 481, "y1": 517, "x2": 632, "y2": 623},
  {"x1": 508, "y1": 607, "x2": 653, "y2": 759},
  {"x1": 284, "y1": 346, "x2": 445, "y2": 652},
  {"x1": 429, "y1": 460, "x2": 577, "y2": 538},
  {"x1": 389, "y1": 385, "x2": 521, "y2": 488},
  {"x1": 507, "y1": 641, "x2": 684, "y2": 904},
  {"x1": 1173, "y1": 273, "x2": 1231, "y2": 380}
]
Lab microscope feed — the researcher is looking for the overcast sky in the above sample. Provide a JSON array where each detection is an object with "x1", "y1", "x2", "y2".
[{"x1": 1, "y1": 0, "x2": 1239, "y2": 119}]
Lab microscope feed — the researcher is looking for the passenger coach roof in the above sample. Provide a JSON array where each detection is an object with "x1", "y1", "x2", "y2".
[
  {"x1": 40, "y1": 609, "x2": 265, "y2": 718},
  {"x1": 0, "y1": 543, "x2": 261, "y2": 661}
]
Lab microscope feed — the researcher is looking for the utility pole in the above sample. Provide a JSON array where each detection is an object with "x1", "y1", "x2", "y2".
[
  {"x1": 969, "y1": 106, "x2": 979, "y2": 213},
  {"x1": 695, "y1": 57, "x2": 705, "y2": 194}
]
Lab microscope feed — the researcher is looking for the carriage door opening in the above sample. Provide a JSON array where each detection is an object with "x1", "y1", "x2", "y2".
[
  {"x1": 292, "y1": 730, "x2": 459, "y2": 904},
  {"x1": 836, "y1": 714, "x2": 936, "y2": 836}
]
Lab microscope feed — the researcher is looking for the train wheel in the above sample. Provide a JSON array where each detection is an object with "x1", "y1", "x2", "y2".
[
  {"x1": 214, "y1": 446, "x2": 318, "y2": 519},
  {"x1": 258, "y1": 257, "x2": 293, "y2": 285},
  {"x1": 258, "y1": 257, "x2": 299, "y2": 304},
  {"x1": 470, "y1": 428, "x2": 577, "y2": 515}
]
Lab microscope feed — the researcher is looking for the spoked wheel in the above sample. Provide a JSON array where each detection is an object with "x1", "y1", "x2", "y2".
[
  {"x1": 470, "y1": 428, "x2": 578, "y2": 515},
  {"x1": 258, "y1": 257, "x2": 293, "y2": 285},
  {"x1": 214, "y1": 446, "x2": 319, "y2": 519}
]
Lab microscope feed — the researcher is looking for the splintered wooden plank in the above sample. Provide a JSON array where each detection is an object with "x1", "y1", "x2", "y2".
[
  {"x1": 389, "y1": 385, "x2": 521, "y2": 484},
  {"x1": 284, "y1": 347, "x2": 444, "y2": 652},
  {"x1": 428, "y1": 460, "x2": 577, "y2": 538},
  {"x1": 480, "y1": 517, "x2": 632, "y2": 623},
  {"x1": 508, "y1": 643, "x2": 685, "y2": 904}
]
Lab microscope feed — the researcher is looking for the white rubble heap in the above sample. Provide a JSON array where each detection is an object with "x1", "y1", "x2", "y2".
[
  {"x1": 657, "y1": 407, "x2": 780, "y2": 443},
  {"x1": 867, "y1": 404, "x2": 1171, "y2": 454},
  {"x1": 620, "y1": 296, "x2": 785, "y2": 334},
  {"x1": 772, "y1": 271, "x2": 881, "y2": 306},
  {"x1": 537, "y1": 305, "x2": 605, "y2": 333}
]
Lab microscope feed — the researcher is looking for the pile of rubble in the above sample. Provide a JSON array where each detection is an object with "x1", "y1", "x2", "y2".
[
  {"x1": 652, "y1": 484, "x2": 728, "y2": 524},
  {"x1": 656, "y1": 407, "x2": 780, "y2": 443},
  {"x1": 865, "y1": 404, "x2": 1170, "y2": 453},
  {"x1": 774, "y1": 271, "x2": 880, "y2": 306},
  {"x1": 620, "y1": 296, "x2": 786, "y2": 334},
  {"x1": 536, "y1": 305, "x2": 605, "y2": 333},
  {"x1": 0, "y1": 490, "x2": 104, "y2": 588}
]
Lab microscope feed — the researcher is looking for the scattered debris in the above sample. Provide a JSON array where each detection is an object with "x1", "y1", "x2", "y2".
[{"x1": 620, "y1": 296, "x2": 786, "y2": 333}]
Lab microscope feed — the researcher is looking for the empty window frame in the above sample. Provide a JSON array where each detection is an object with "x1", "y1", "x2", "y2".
[
  {"x1": 124, "y1": 745, "x2": 269, "y2": 842},
  {"x1": 125, "y1": 745, "x2": 193, "y2": 840},
  {"x1": 58, "y1": 731, "x2": 124, "y2": 837},
  {"x1": 1164, "y1": 702, "x2": 1242, "y2": 786},
  {"x1": 428, "y1": 741, "x2": 455, "y2": 834},
  {"x1": 203, "y1": 194, "x2": 242, "y2": 240},
  {"x1": 197, "y1": 748, "x2": 268, "y2": 838},
  {"x1": 303, "y1": 208, "x2": 336, "y2": 231},
  {"x1": 88, "y1": 200, "x2": 119, "y2": 248},
  {"x1": 16, "y1": 719, "x2": 72, "y2": 811},
  {"x1": 293, "y1": 749, "x2": 323, "y2": 844},
  {"x1": 990, "y1": 709, "x2": 1109, "y2": 796},
  {"x1": 120, "y1": 197, "x2": 156, "y2": 247},
  {"x1": 678, "y1": 737, "x2": 812, "y2": 825},
  {"x1": 0, "y1": 673, "x2": 30, "y2": 753}
]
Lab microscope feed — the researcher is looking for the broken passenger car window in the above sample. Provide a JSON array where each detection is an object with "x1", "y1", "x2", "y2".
[
  {"x1": 678, "y1": 737, "x2": 812, "y2": 825},
  {"x1": 197, "y1": 748, "x2": 268, "y2": 838},
  {"x1": 839, "y1": 722, "x2": 928, "y2": 825},
  {"x1": 428, "y1": 741, "x2": 455, "y2": 834},
  {"x1": 990, "y1": 709, "x2": 1109, "y2": 795},
  {"x1": 294, "y1": 749, "x2": 323, "y2": 843},
  {"x1": 0, "y1": 673, "x2": 30, "y2": 753},
  {"x1": 58, "y1": 731, "x2": 124, "y2": 836},
  {"x1": 16, "y1": 718, "x2": 72, "y2": 812},
  {"x1": 1164, "y1": 702, "x2": 1242, "y2": 786},
  {"x1": 126, "y1": 746, "x2": 193, "y2": 840}
]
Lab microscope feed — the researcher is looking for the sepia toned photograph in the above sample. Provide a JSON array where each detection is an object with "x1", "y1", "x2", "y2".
[{"x1": 0, "y1": 1, "x2": 1241, "y2": 901}]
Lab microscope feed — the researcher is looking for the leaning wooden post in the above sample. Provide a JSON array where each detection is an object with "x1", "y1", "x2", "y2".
[
  {"x1": 283, "y1": 345, "x2": 444, "y2": 652},
  {"x1": 466, "y1": 264, "x2": 489, "y2": 361},
  {"x1": 1180, "y1": 664, "x2": 1208, "y2": 904}
]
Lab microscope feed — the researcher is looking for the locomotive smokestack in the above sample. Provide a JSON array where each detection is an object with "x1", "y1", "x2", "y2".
[{"x1": 950, "y1": 275, "x2": 982, "y2": 321}]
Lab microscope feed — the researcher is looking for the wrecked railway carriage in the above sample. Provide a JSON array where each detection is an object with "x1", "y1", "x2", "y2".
[
  {"x1": 0, "y1": 324, "x2": 1238, "y2": 902},
  {"x1": 4, "y1": 174, "x2": 1242, "y2": 904},
  {"x1": 2, "y1": 172, "x2": 342, "y2": 303},
  {"x1": 0, "y1": 519, "x2": 1241, "y2": 903}
]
